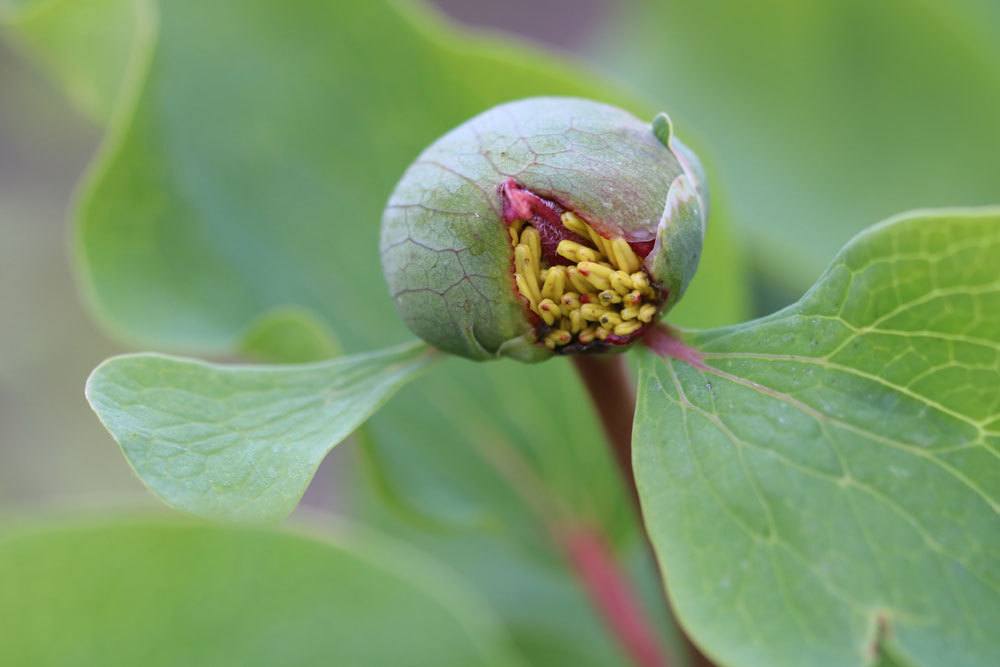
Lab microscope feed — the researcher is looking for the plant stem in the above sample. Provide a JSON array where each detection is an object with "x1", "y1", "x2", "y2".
[
  {"x1": 561, "y1": 526, "x2": 669, "y2": 667},
  {"x1": 572, "y1": 355, "x2": 715, "y2": 667},
  {"x1": 572, "y1": 355, "x2": 639, "y2": 503}
]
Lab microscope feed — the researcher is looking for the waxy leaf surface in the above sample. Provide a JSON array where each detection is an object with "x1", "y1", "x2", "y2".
[
  {"x1": 0, "y1": 517, "x2": 522, "y2": 666},
  {"x1": 86, "y1": 342, "x2": 433, "y2": 521},
  {"x1": 635, "y1": 208, "x2": 1000, "y2": 667}
]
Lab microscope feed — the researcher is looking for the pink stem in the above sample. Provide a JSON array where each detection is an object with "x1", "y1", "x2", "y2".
[
  {"x1": 572, "y1": 351, "x2": 716, "y2": 667},
  {"x1": 561, "y1": 526, "x2": 669, "y2": 667}
]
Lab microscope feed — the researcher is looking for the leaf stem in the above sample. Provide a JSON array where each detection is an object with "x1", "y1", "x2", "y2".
[{"x1": 572, "y1": 354, "x2": 715, "y2": 667}]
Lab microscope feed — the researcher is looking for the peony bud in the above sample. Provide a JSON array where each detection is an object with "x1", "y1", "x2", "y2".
[{"x1": 381, "y1": 97, "x2": 707, "y2": 362}]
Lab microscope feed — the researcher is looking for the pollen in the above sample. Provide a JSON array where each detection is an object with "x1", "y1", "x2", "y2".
[{"x1": 510, "y1": 210, "x2": 663, "y2": 352}]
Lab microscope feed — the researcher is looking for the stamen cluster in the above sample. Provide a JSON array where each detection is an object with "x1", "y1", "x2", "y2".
[{"x1": 510, "y1": 211, "x2": 660, "y2": 351}]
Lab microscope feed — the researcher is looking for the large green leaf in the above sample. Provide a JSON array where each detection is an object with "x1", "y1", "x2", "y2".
[
  {"x1": 592, "y1": 0, "x2": 1000, "y2": 290},
  {"x1": 635, "y1": 207, "x2": 1000, "y2": 666},
  {"x1": 85, "y1": 342, "x2": 433, "y2": 522},
  {"x1": 0, "y1": 516, "x2": 522, "y2": 666},
  {"x1": 0, "y1": 0, "x2": 150, "y2": 123},
  {"x1": 5, "y1": 1, "x2": 746, "y2": 663}
]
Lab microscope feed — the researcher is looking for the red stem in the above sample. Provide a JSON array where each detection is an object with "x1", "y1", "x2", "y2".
[
  {"x1": 572, "y1": 354, "x2": 715, "y2": 667},
  {"x1": 572, "y1": 355, "x2": 638, "y2": 503},
  {"x1": 561, "y1": 526, "x2": 669, "y2": 667}
]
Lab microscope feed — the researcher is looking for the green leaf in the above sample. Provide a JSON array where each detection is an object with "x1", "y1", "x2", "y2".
[
  {"x1": 634, "y1": 207, "x2": 1000, "y2": 666},
  {"x1": 593, "y1": 0, "x2": 1000, "y2": 290},
  {"x1": 238, "y1": 306, "x2": 342, "y2": 364},
  {"x1": 85, "y1": 342, "x2": 434, "y2": 521},
  {"x1": 0, "y1": 516, "x2": 522, "y2": 666},
  {"x1": 0, "y1": 0, "x2": 151, "y2": 123}
]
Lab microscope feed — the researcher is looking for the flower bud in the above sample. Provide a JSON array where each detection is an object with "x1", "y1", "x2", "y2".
[{"x1": 381, "y1": 97, "x2": 707, "y2": 362}]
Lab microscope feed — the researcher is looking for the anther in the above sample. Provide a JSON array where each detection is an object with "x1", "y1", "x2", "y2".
[
  {"x1": 611, "y1": 238, "x2": 641, "y2": 273},
  {"x1": 541, "y1": 266, "x2": 566, "y2": 301},
  {"x1": 538, "y1": 298, "x2": 562, "y2": 326},
  {"x1": 580, "y1": 304, "x2": 606, "y2": 321},
  {"x1": 567, "y1": 266, "x2": 595, "y2": 294},
  {"x1": 598, "y1": 290, "x2": 622, "y2": 306},
  {"x1": 560, "y1": 211, "x2": 590, "y2": 237},
  {"x1": 560, "y1": 292, "x2": 581, "y2": 309},
  {"x1": 614, "y1": 320, "x2": 643, "y2": 336},
  {"x1": 599, "y1": 312, "x2": 623, "y2": 327},
  {"x1": 515, "y1": 273, "x2": 540, "y2": 310},
  {"x1": 610, "y1": 271, "x2": 633, "y2": 294},
  {"x1": 521, "y1": 226, "x2": 541, "y2": 267},
  {"x1": 638, "y1": 304, "x2": 657, "y2": 322},
  {"x1": 557, "y1": 240, "x2": 600, "y2": 263}
]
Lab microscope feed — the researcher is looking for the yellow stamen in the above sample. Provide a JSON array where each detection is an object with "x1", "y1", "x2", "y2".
[
  {"x1": 560, "y1": 292, "x2": 581, "y2": 310},
  {"x1": 599, "y1": 312, "x2": 623, "y2": 328},
  {"x1": 538, "y1": 298, "x2": 561, "y2": 326},
  {"x1": 510, "y1": 203, "x2": 662, "y2": 350},
  {"x1": 577, "y1": 261, "x2": 613, "y2": 291},
  {"x1": 521, "y1": 226, "x2": 541, "y2": 268},
  {"x1": 541, "y1": 265, "x2": 566, "y2": 301},
  {"x1": 544, "y1": 329, "x2": 572, "y2": 349},
  {"x1": 614, "y1": 320, "x2": 643, "y2": 336},
  {"x1": 583, "y1": 272, "x2": 611, "y2": 291},
  {"x1": 610, "y1": 271, "x2": 634, "y2": 295},
  {"x1": 611, "y1": 238, "x2": 641, "y2": 273},
  {"x1": 631, "y1": 272, "x2": 654, "y2": 296},
  {"x1": 560, "y1": 211, "x2": 590, "y2": 236},
  {"x1": 515, "y1": 244, "x2": 540, "y2": 297},
  {"x1": 580, "y1": 304, "x2": 607, "y2": 321},
  {"x1": 577, "y1": 261, "x2": 615, "y2": 278},
  {"x1": 515, "y1": 273, "x2": 540, "y2": 311},
  {"x1": 587, "y1": 228, "x2": 612, "y2": 259},
  {"x1": 598, "y1": 290, "x2": 622, "y2": 306},
  {"x1": 567, "y1": 266, "x2": 596, "y2": 294},
  {"x1": 508, "y1": 220, "x2": 525, "y2": 245},
  {"x1": 556, "y1": 240, "x2": 600, "y2": 264}
]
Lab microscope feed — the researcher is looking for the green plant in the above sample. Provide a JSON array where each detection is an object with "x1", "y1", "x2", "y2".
[{"x1": 2, "y1": 1, "x2": 996, "y2": 666}]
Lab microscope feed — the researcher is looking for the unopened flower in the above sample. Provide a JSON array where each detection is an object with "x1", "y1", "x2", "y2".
[{"x1": 381, "y1": 97, "x2": 707, "y2": 362}]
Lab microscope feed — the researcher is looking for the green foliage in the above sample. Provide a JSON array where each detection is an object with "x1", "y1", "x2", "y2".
[
  {"x1": 595, "y1": 0, "x2": 1000, "y2": 289},
  {"x1": 0, "y1": 516, "x2": 522, "y2": 666},
  {"x1": 85, "y1": 342, "x2": 433, "y2": 521},
  {"x1": 634, "y1": 208, "x2": 1000, "y2": 666},
  {"x1": 238, "y1": 306, "x2": 342, "y2": 364},
  {"x1": 0, "y1": 0, "x2": 148, "y2": 122}
]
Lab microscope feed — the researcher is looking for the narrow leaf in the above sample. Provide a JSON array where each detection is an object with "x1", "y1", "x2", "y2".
[
  {"x1": 85, "y1": 342, "x2": 434, "y2": 521},
  {"x1": 635, "y1": 208, "x2": 1000, "y2": 667}
]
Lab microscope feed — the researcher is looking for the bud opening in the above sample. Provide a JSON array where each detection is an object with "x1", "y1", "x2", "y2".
[{"x1": 502, "y1": 178, "x2": 666, "y2": 354}]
